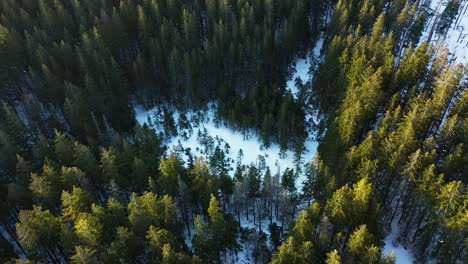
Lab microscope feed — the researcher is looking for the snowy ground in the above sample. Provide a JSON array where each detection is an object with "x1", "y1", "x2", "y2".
[
  {"x1": 135, "y1": 100, "x2": 317, "y2": 263},
  {"x1": 421, "y1": 0, "x2": 468, "y2": 63},
  {"x1": 286, "y1": 58, "x2": 310, "y2": 99},
  {"x1": 285, "y1": 36, "x2": 325, "y2": 100},
  {"x1": 135, "y1": 104, "x2": 318, "y2": 185},
  {"x1": 233, "y1": 214, "x2": 282, "y2": 264},
  {"x1": 382, "y1": 220, "x2": 414, "y2": 264}
]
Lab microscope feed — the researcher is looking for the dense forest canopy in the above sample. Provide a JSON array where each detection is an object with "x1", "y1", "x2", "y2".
[{"x1": 0, "y1": 0, "x2": 467, "y2": 263}]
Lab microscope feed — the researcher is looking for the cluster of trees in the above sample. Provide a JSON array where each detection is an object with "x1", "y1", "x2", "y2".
[
  {"x1": 0, "y1": 119, "x2": 318, "y2": 263},
  {"x1": 272, "y1": 177, "x2": 393, "y2": 263},
  {"x1": 16, "y1": 192, "x2": 193, "y2": 263},
  {"x1": 0, "y1": 73, "x2": 314, "y2": 262},
  {"x1": 218, "y1": 89, "x2": 307, "y2": 152},
  {"x1": 0, "y1": 1, "x2": 331, "y2": 260},
  {"x1": 0, "y1": 1, "x2": 326, "y2": 262},
  {"x1": 275, "y1": 0, "x2": 467, "y2": 263},
  {"x1": 0, "y1": 0, "x2": 332, "y2": 151}
]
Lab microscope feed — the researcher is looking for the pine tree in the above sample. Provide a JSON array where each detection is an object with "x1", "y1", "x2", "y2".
[
  {"x1": 72, "y1": 142, "x2": 98, "y2": 182},
  {"x1": 437, "y1": 0, "x2": 461, "y2": 35},
  {"x1": 161, "y1": 243, "x2": 193, "y2": 264},
  {"x1": 109, "y1": 226, "x2": 141, "y2": 262},
  {"x1": 15, "y1": 155, "x2": 32, "y2": 186},
  {"x1": 146, "y1": 226, "x2": 183, "y2": 261},
  {"x1": 74, "y1": 211, "x2": 103, "y2": 247},
  {"x1": 344, "y1": 225, "x2": 383, "y2": 264},
  {"x1": 60, "y1": 166, "x2": 87, "y2": 191},
  {"x1": 128, "y1": 192, "x2": 178, "y2": 236},
  {"x1": 159, "y1": 152, "x2": 185, "y2": 196},
  {"x1": 270, "y1": 236, "x2": 316, "y2": 264},
  {"x1": 30, "y1": 172, "x2": 56, "y2": 208},
  {"x1": 61, "y1": 186, "x2": 91, "y2": 221},
  {"x1": 70, "y1": 246, "x2": 98, "y2": 264},
  {"x1": 54, "y1": 130, "x2": 74, "y2": 166},
  {"x1": 191, "y1": 157, "x2": 216, "y2": 211},
  {"x1": 193, "y1": 194, "x2": 238, "y2": 263},
  {"x1": 16, "y1": 206, "x2": 61, "y2": 260},
  {"x1": 326, "y1": 249, "x2": 341, "y2": 264},
  {"x1": 99, "y1": 147, "x2": 119, "y2": 183}
]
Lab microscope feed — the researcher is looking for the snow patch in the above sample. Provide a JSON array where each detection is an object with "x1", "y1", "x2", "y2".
[
  {"x1": 382, "y1": 213, "x2": 414, "y2": 264},
  {"x1": 286, "y1": 58, "x2": 310, "y2": 99},
  {"x1": 135, "y1": 105, "x2": 318, "y2": 185},
  {"x1": 285, "y1": 36, "x2": 325, "y2": 100},
  {"x1": 421, "y1": 0, "x2": 468, "y2": 63}
]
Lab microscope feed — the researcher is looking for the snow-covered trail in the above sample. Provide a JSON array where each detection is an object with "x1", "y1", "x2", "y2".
[{"x1": 0, "y1": 225, "x2": 27, "y2": 260}]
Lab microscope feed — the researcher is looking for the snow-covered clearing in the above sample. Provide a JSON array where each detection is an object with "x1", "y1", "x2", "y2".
[
  {"x1": 421, "y1": 0, "x2": 468, "y2": 63},
  {"x1": 382, "y1": 217, "x2": 414, "y2": 264},
  {"x1": 135, "y1": 104, "x2": 318, "y2": 185},
  {"x1": 286, "y1": 58, "x2": 310, "y2": 98}
]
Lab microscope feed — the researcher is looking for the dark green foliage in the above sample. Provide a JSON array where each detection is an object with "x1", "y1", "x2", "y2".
[
  {"x1": 408, "y1": 13, "x2": 426, "y2": 45},
  {"x1": 193, "y1": 194, "x2": 239, "y2": 263},
  {"x1": 0, "y1": 0, "x2": 324, "y2": 148},
  {"x1": 16, "y1": 206, "x2": 61, "y2": 260}
]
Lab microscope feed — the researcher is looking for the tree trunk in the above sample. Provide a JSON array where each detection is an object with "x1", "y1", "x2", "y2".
[{"x1": 412, "y1": 207, "x2": 428, "y2": 243}]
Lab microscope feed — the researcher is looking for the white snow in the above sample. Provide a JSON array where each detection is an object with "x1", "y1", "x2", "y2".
[
  {"x1": 382, "y1": 220, "x2": 414, "y2": 264},
  {"x1": 285, "y1": 36, "x2": 325, "y2": 100},
  {"x1": 233, "y1": 213, "x2": 282, "y2": 264},
  {"x1": 313, "y1": 36, "x2": 325, "y2": 59},
  {"x1": 135, "y1": 105, "x2": 318, "y2": 185},
  {"x1": 421, "y1": 0, "x2": 468, "y2": 63},
  {"x1": 286, "y1": 57, "x2": 310, "y2": 99}
]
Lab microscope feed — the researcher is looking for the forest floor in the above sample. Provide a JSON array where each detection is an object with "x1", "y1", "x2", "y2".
[
  {"x1": 422, "y1": 0, "x2": 468, "y2": 63},
  {"x1": 382, "y1": 216, "x2": 414, "y2": 264}
]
